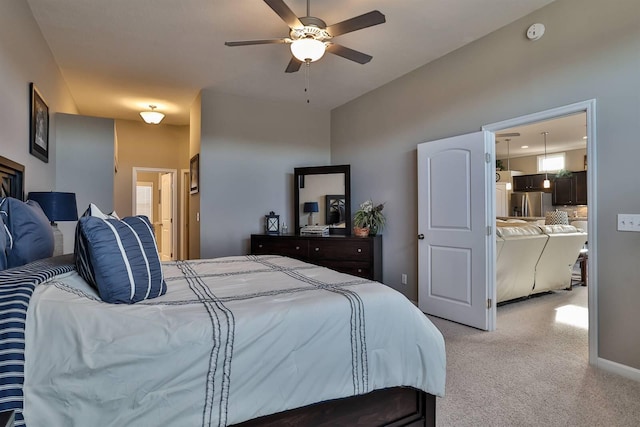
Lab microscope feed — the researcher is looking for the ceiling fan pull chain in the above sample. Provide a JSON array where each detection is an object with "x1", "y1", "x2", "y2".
[{"x1": 305, "y1": 60, "x2": 311, "y2": 104}]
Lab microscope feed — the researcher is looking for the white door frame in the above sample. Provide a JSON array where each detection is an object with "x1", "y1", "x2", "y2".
[
  {"x1": 180, "y1": 168, "x2": 190, "y2": 260},
  {"x1": 483, "y1": 99, "x2": 597, "y2": 366},
  {"x1": 132, "y1": 167, "x2": 178, "y2": 261}
]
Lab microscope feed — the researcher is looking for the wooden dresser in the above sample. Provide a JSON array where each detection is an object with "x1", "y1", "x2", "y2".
[{"x1": 251, "y1": 234, "x2": 382, "y2": 282}]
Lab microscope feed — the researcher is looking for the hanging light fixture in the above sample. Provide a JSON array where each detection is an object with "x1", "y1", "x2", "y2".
[
  {"x1": 542, "y1": 131, "x2": 551, "y2": 188},
  {"x1": 505, "y1": 138, "x2": 512, "y2": 190},
  {"x1": 140, "y1": 105, "x2": 165, "y2": 124}
]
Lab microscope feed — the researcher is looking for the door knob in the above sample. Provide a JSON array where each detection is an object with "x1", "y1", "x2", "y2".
[{"x1": 418, "y1": 234, "x2": 425, "y2": 240}]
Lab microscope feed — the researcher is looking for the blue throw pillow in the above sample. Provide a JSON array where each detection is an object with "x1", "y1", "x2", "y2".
[
  {"x1": 75, "y1": 204, "x2": 166, "y2": 304},
  {"x1": 0, "y1": 197, "x2": 54, "y2": 268}
]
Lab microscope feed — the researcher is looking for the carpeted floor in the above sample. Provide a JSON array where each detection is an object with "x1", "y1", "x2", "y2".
[{"x1": 429, "y1": 285, "x2": 640, "y2": 427}]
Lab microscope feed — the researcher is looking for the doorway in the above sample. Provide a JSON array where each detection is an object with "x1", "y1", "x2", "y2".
[
  {"x1": 132, "y1": 167, "x2": 178, "y2": 261},
  {"x1": 484, "y1": 99, "x2": 597, "y2": 365}
]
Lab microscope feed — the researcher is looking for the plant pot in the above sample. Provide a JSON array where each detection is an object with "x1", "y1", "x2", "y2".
[{"x1": 353, "y1": 227, "x2": 370, "y2": 237}]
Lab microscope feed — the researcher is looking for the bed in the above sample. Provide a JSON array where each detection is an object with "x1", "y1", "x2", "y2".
[{"x1": 0, "y1": 157, "x2": 446, "y2": 426}]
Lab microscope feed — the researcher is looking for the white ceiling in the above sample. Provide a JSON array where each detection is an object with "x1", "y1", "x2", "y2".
[
  {"x1": 495, "y1": 112, "x2": 587, "y2": 159},
  {"x1": 26, "y1": 0, "x2": 555, "y2": 125}
]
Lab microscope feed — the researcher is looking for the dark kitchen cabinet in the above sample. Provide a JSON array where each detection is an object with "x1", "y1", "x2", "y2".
[
  {"x1": 512, "y1": 174, "x2": 551, "y2": 192},
  {"x1": 552, "y1": 171, "x2": 587, "y2": 205}
]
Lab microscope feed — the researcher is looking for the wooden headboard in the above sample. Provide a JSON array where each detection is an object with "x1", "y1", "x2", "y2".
[{"x1": 0, "y1": 155, "x2": 25, "y2": 200}]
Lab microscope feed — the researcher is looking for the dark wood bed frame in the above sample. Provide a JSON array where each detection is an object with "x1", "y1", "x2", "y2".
[
  {"x1": 0, "y1": 155, "x2": 25, "y2": 200},
  {"x1": 0, "y1": 156, "x2": 437, "y2": 427},
  {"x1": 234, "y1": 387, "x2": 435, "y2": 427}
]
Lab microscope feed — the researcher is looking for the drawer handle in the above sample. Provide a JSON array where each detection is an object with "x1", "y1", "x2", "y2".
[
  {"x1": 357, "y1": 269, "x2": 363, "y2": 273},
  {"x1": 295, "y1": 246, "x2": 300, "y2": 250},
  {"x1": 258, "y1": 244, "x2": 263, "y2": 248},
  {"x1": 357, "y1": 248, "x2": 362, "y2": 253},
  {"x1": 315, "y1": 247, "x2": 320, "y2": 252}
]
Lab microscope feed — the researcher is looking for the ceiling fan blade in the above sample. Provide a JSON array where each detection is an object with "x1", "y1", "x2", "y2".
[
  {"x1": 264, "y1": 0, "x2": 304, "y2": 29},
  {"x1": 326, "y1": 44, "x2": 372, "y2": 64},
  {"x1": 285, "y1": 57, "x2": 303, "y2": 73},
  {"x1": 326, "y1": 10, "x2": 386, "y2": 37},
  {"x1": 225, "y1": 38, "x2": 289, "y2": 47}
]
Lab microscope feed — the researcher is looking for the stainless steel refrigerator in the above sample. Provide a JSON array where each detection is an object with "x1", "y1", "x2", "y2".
[{"x1": 510, "y1": 192, "x2": 553, "y2": 217}]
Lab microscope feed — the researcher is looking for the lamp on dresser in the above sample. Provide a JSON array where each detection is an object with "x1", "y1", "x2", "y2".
[
  {"x1": 303, "y1": 202, "x2": 319, "y2": 225},
  {"x1": 27, "y1": 191, "x2": 78, "y2": 256}
]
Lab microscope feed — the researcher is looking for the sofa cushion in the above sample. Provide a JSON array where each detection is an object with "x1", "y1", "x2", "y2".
[{"x1": 496, "y1": 224, "x2": 542, "y2": 238}]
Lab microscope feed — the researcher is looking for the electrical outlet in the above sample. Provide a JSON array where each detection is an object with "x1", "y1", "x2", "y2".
[{"x1": 401, "y1": 274, "x2": 408, "y2": 285}]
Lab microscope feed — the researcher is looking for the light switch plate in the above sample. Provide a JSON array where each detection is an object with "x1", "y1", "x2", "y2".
[{"x1": 617, "y1": 214, "x2": 640, "y2": 232}]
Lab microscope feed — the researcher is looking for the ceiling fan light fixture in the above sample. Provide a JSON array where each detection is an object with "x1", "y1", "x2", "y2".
[
  {"x1": 290, "y1": 38, "x2": 326, "y2": 62},
  {"x1": 140, "y1": 105, "x2": 165, "y2": 124}
]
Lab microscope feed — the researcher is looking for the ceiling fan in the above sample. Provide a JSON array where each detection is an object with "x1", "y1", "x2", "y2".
[{"x1": 224, "y1": 0, "x2": 386, "y2": 73}]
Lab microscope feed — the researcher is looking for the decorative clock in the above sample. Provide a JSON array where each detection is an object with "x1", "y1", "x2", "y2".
[{"x1": 265, "y1": 211, "x2": 280, "y2": 234}]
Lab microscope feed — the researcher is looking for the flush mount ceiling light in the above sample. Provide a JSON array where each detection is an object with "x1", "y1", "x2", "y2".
[{"x1": 140, "y1": 105, "x2": 165, "y2": 124}]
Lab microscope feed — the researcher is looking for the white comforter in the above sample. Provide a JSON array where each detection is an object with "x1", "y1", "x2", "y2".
[{"x1": 23, "y1": 255, "x2": 445, "y2": 426}]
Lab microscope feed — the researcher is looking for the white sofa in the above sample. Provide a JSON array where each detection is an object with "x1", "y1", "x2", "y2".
[
  {"x1": 495, "y1": 223, "x2": 587, "y2": 303},
  {"x1": 495, "y1": 224, "x2": 548, "y2": 303},
  {"x1": 532, "y1": 224, "x2": 588, "y2": 294}
]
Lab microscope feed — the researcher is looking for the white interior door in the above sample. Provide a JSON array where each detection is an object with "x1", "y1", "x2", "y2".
[
  {"x1": 417, "y1": 131, "x2": 495, "y2": 331},
  {"x1": 160, "y1": 173, "x2": 173, "y2": 261}
]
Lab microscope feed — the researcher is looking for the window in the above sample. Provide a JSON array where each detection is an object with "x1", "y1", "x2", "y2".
[
  {"x1": 136, "y1": 182, "x2": 154, "y2": 222},
  {"x1": 537, "y1": 152, "x2": 565, "y2": 173}
]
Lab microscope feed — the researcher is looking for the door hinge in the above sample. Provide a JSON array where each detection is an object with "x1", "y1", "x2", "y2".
[
  {"x1": 487, "y1": 298, "x2": 492, "y2": 309},
  {"x1": 487, "y1": 225, "x2": 492, "y2": 236},
  {"x1": 485, "y1": 153, "x2": 491, "y2": 164}
]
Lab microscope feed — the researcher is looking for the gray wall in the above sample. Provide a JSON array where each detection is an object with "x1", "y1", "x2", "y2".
[
  {"x1": 0, "y1": 0, "x2": 77, "y2": 193},
  {"x1": 331, "y1": 0, "x2": 640, "y2": 369},
  {"x1": 55, "y1": 113, "x2": 115, "y2": 254},
  {"x1": 199, "y1": 91, "x2": 330, "y2": 258}
]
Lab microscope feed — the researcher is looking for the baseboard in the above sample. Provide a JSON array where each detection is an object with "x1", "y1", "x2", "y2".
[{"x1": 597, "y1": 357, "x2": 640, "y2": 382}]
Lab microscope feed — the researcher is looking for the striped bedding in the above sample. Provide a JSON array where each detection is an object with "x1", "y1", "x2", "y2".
[
  {"x1": 0, "y1": 255, "x2": 75, "y2": 426},
  {"x1": 11, "y1": 255, "x2": 445, "y2": 426}
]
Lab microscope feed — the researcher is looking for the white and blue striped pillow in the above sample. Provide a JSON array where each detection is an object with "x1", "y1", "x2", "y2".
[{"x1": 74, "y1": 204, "x2": 166, "y2": 304}]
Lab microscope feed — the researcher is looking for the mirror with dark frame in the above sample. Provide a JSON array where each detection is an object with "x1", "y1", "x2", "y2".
[{"x1": 294, "y1": 165, "x2": 351, "y2": 235}]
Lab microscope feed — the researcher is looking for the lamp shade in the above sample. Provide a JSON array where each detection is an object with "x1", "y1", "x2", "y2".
[
  {"x1": 303, "y1": 202, "x2": 319, "y2": 213},
  {"x1": 27, "y1": 192, "x2": 78, "y2": 223},
  {"x1": 290, "y1": 38, "x2": 326, "y2": 62}
]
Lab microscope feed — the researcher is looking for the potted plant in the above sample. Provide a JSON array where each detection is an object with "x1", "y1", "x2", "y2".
[{"x1": 353, "y1": 200, "x2": 386, "y2": 237}]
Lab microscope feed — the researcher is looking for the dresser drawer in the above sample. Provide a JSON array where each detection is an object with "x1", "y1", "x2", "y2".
[
  {"x1": 322, "y1": 261, "x2": 372, "y2": 280},
  {"x1": 252, "y1": 238, "x2": 309, "y2": 258},
  {"x1": 308, "y1": 239, "x2": 371, "y2": 260}
]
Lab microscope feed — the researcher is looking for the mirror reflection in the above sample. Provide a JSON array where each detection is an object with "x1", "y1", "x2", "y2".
[{"x1": 294, "y1": 165, "x2": 351, "y2": 235}]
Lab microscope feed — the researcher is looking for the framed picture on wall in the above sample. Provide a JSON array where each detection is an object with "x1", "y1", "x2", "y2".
[
  {"x1": 190, "y1": 154, "x2": 199, "y2": 194},
  {"x1": 29, "y1": 83, "x2": 49, "y2": 163}
]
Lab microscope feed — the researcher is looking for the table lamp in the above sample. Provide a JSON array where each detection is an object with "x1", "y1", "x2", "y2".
[
  {"x1": 303, "y1": 202, "x2": 319, "y2": 226},
  {"x1": 27, "y1": 192, "x2": 78, "y2": 256}
]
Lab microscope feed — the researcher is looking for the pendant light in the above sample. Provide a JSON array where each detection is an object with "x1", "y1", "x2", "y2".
[
  {"x1": 542, "y1": 131, "x2": 551, "y2": 188},
  {"x1": 505, "y1": 138, "x2": 512, "y2": 190}
]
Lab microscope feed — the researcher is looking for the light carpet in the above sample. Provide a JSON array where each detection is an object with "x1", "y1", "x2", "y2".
[{"x1": 429, "y1": 286, "x2": 640, "y2": 426}]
